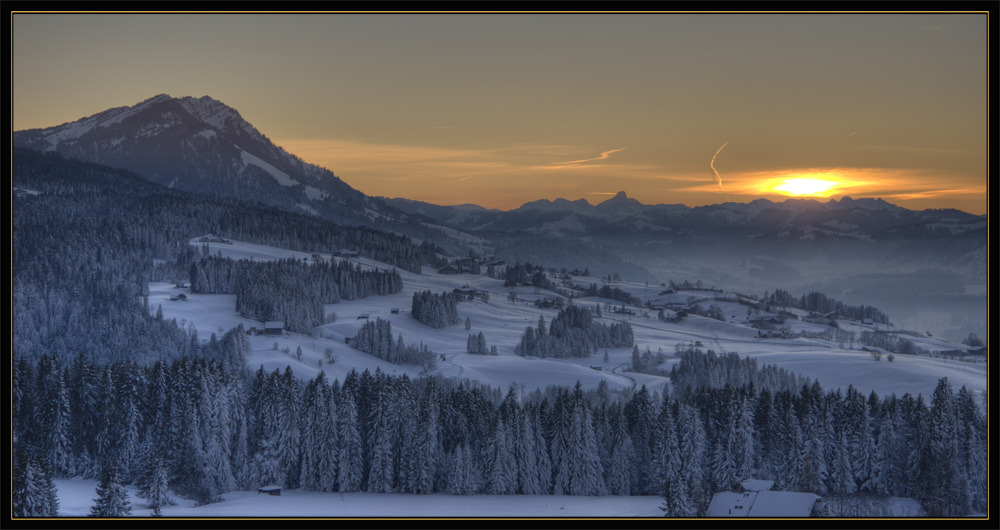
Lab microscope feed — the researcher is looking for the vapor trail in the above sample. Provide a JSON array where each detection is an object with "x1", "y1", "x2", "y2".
[{"x1": 710, "y1": 141, "x2": 729, "y2": 190}]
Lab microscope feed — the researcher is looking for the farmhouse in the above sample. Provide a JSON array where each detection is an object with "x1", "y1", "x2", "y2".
[
  {"x1": 246, "y1": 321, "x2": 285, "y2": 336},
  {"x1": 707, "y1": 479, "x2": 826, "y2": 517},
  {"x1": 438, "y1": 264, "x2": 459, "y2": 275},
  {"x1": 453, "y1": 287, "x2": 478, "y2": 301}
]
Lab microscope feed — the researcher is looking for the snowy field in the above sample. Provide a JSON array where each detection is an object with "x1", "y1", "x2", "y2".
[
  {"x1": 150, "y1": 237, "x2": 987, "y2": 401},
  {"x1": 55, "y1": 479, "x2": 664, "y2": 518}
]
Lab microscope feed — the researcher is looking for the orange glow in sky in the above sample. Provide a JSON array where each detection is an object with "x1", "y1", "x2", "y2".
[
  {"x1": 10, "y1": 13, "x2": 989, "y2": 215},
  {"x1": 771, "y1": 178, "x2": 840, "y2": 197}
]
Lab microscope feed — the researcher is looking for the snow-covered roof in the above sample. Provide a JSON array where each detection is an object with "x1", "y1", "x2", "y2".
[
  {"x1": 740, "y1": 479, "x2": 775, "y2": 492},
  {"x1": 264, "y1": 321, "x2": 284, "y2": 329},
  {"x1": 707, "y1": 492, "x2": 755, "y2": 517},
  {"x1": 747, "y1": 491, "x2": 820, "y2": 517},
  {"x1": 707, "y1": 490, "x2": 820, "y2": 517}
]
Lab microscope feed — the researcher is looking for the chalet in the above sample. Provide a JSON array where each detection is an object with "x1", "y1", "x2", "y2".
[
  {"x1": 311, "y1": 253, "x2": 324, "y2": 262},
  {"x1": 169, "y1": 293, "x2": 188, "y2": 302},
  {"x1": 707, "y1": 479, "x2": 826, "y2": 517},
  {"x1": 257, "y1": 485, "x2": 281, "y2": 496},
  {"x1": 344, "y1": 336, "x2": 353, "y2": 344},
  {"x1": 453, "y1": 287, "x2": 478, "y2": 301},
  {"x1": 246, "y1": 321, "x2": 285, "y2": 336},
  {"x1": 357, "y1": 314, "x2": 369, "y2": 320},
  {"x1": 862, "y1": 318, "x2": 875, "y2": 325},
  {"x1": 590, "y1": 366, "x2": 603, "y2": 371},
  {"x1": 438, "y1": 264, "x2": 460, "y2": 275},
  {"x1": 535, "y1": 299, "x2": 556, "y2": 309},
  {"x1": 199, "y1": 234, "x2": 232, "y2": 244},
  {"x1": 335, "y1": 249, "x2": 360, "y2": 258},
  {"x1": 390, "y1": 308, "x2": 400, "y2": 314}
]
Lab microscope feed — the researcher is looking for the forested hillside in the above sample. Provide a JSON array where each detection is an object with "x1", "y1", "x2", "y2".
[{"x1": 12, "y1": 148, "x2": 427, "y2": 363}]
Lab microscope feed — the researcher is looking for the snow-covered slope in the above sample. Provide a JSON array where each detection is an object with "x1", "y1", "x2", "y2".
[{"x1": 153, "y1": 237, "x2": 986, "y2": 400}]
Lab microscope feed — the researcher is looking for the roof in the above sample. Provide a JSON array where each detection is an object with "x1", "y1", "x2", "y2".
[
  {"x1": 707, "y1": 490, "x2": 820, "y2": 517},
  {"x1": 707, "y1": 492, "x2": 754, "y2": 517},
  {"x1": 264, "y1": 321, "x2": 284, "y2": 329},
  {"x1": 740, "y1": 479, "x2": 775, "y2": 492}
]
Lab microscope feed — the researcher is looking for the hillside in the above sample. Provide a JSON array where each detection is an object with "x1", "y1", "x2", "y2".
[{"x1": 152, "y1": 236, "x2": 986, "y2": 400}]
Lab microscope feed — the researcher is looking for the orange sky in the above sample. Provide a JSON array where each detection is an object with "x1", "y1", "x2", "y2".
[{"x1": 12, "y1": 13, "x2": 989, "y2": 214}]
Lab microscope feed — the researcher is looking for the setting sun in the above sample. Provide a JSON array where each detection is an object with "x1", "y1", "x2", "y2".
[{"x1": 772, "y1": 178, "x2": 839, "y2": 196}]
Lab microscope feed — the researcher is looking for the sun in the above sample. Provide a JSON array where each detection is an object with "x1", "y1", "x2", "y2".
[{"x1": 772, "y1": 178, "x2": 839, "y2": 197}]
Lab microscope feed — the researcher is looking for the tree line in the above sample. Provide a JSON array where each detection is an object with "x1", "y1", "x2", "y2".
[
  {"x1": 766, "y1": 289, "x2": 891, "y2": 324},
  {"x1": 12, "y1": 347, "x2": 986, "y2": 517},
  {"x1": 350, "y1": 318, "x2": 436, "y2": 369},
  {"x1": 516, "y1": 306, "x2": 634, "y2": 358},
  {"x1": 189, "y1": 255, "x2": 402, "y2": 331},
  {"x1": 411, "y1": 291, "x2": 461, "y2": 329}
]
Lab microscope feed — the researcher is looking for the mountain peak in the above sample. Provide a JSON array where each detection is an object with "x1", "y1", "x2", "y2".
[{"x1": 596, "y1": 190, "x2": 643, "y2": 210}]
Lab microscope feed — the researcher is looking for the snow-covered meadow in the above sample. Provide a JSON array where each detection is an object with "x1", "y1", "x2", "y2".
[
  {"x1": 55, "y1": 479, "x2": 665, "y2": 518},
  {"x1": 151, "y1": 237, "x2": 986, "y2": 401}
]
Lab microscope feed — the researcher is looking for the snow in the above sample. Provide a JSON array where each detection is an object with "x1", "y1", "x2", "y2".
[
  {"x1": 927, "y1": 220, "x2": 987, "y2": 235},
  {"x1": 740, "y1": 479, "x2": 775, "y2": 492},
  {"x1": 822, "y1": 220, "x2": 858, "y2": 231},
  {"x1": 747, "y1": 491, "x2": 821, "y2": 517},
  {"x1": 302, "y1": 185, "x2": 328, "y2": 201},
  {"x1": 160, "y1": 237, "x2": 986, "y2": 400},
  {"x1": 240, "y1": 150, "x2": 298, "y2": 187},
  {"x1": 53, "y1": 479, "x2": 663, "y2": 517},
  {"x1": 195, "y1": 129, "x2": 217, "y2": 140},
  {"x1": 707, "y1": 489, "x2": 819, "y2": 517},
  {"x1": 422, "y1": 223, "x2": 490, "y2": 245},
  {"x1": 297, "y1": 203, "x2": 319, "y2": 215}
]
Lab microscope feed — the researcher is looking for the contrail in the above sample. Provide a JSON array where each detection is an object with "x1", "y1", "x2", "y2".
[{"x1": 710, "y1": 142, "x2": 729, "y2": 190}]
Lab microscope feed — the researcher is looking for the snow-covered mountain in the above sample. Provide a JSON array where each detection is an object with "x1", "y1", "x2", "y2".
[
  {"x1": 13, "y1": 94, "x2": 401, "y2": 227},
  {"x1": 393, "y1": 191, "x2": 984, "y2": 252}
]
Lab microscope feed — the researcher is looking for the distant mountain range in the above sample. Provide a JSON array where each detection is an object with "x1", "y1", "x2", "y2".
[
  {"x1": 391, "y1": 190, "x2": 984, "y2": 259},
  {"x1": 14, "y1": 94, "x2": 986, "y2": 282}
]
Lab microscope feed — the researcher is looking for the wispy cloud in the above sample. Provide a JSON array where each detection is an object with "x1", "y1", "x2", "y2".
[
  {"x1": 538, "y1": 148, "x2": 626, "y2": 170},
  {"x1": 886, "y1": 188, "x2": 984, "y2": 200}
]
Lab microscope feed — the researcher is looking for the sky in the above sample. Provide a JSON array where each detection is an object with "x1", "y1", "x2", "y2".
[{"x1": 11, "y1": 12, "x2": 990, "y2": 214}]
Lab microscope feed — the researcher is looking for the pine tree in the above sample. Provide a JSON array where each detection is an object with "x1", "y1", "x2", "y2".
[
  {"x1": 90, "y1": 465, "x2": 131, "y2": 517},
  {"x1": 12, "y1": 453, "x2": 59, "y2": 517},
  {"x1": 137, "y1": 457, "x2": 171, "y2": 516},
  {"x1": 485, "y1": 416, "x2": 516, "y2": 495},
  {"x1": 337, "y1": 392, "x2": 363, "y2": 492},
  {"x1": 607, "y1": 419, "x2": 634, "y2": 496}
]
